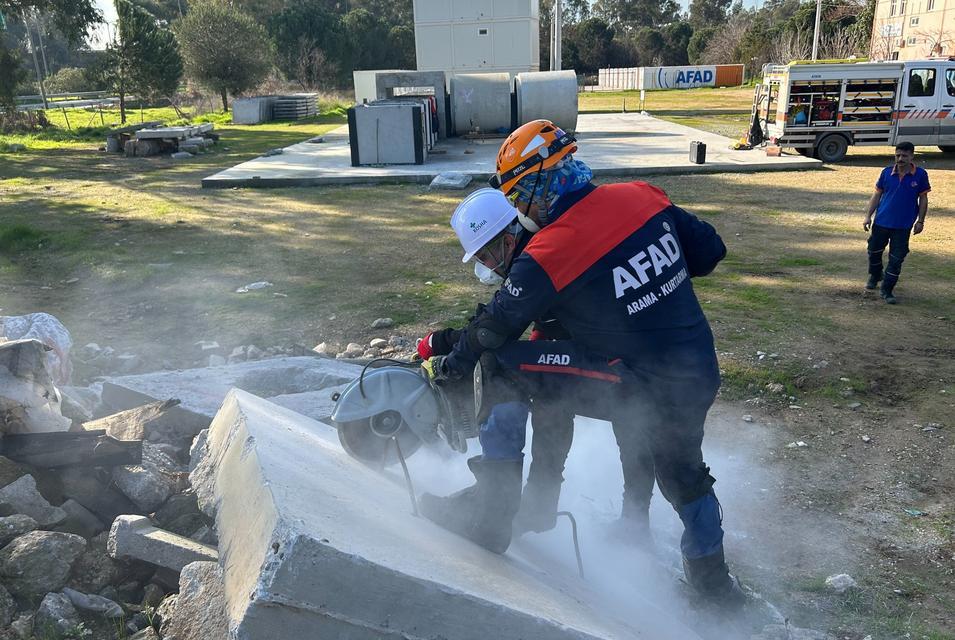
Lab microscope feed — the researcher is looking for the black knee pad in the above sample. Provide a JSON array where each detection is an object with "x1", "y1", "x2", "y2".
[
  {"x1": 474, "y1": 352, "x2": 525, "y2": 424},
  {"x1": 661, "y1": 463, "x2": 717, "y2": 508}
]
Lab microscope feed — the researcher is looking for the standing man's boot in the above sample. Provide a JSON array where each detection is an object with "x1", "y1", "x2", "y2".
[
  {"x1": 607, "y1": 494, "x2": 654, "y2": 550},
  {"x1": 881, "y1": 272, "x2": 899, "y2": 304},
  {"x1": 512, "y1": 472, "x2": 562, "y2": 535},
  {"x1": 683, "y1": 545, "x2": 747, "y2": 610},
  {"x1": 865, "y1": 274, "x2": 881, "y2": 290},
  {"x1": 419, "y1": 456, "x2": 523, "y2": 554}
]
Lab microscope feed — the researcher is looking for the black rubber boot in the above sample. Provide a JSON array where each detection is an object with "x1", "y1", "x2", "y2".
[
  {"x1": 606, "y1": 495, "x2": 654, "y2": 550},
  {"x1": 682, "y1": 546, "x2": 747, "y2": 611},
  {"x1": 865, "y1": 274, "x2": 881, "y2": 290},
  {"x1": 419, "y1": 456, "x2": 523, "y2": 554},
  {"x1": 881, "y1": 276, "x2": 898, "y2": 304},
  {"x1": 513, "y1": 472, "x2": 563, "y2": 535}
]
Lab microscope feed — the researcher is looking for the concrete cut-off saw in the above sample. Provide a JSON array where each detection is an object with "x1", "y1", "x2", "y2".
[{"x1": 330, "y1": 361, "x2": 480, "y2": 467}]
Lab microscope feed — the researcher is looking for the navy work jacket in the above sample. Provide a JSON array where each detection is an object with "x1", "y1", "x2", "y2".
[{"x1": 446, "y1": 181, "x2": 727, "y2": 382}]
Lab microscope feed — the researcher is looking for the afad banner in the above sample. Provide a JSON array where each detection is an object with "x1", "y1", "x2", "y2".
[
  {"x1": 640, "y1": 66, "x2": 718, "y2": 90},
  {"x1": 640, "y1": 64, "x2": 743, "y2": 91}
]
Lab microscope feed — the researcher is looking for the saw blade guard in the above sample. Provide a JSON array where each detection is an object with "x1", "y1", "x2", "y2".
[{"x1": 330, "y1": 366, "x2": 443, "y2": 445}]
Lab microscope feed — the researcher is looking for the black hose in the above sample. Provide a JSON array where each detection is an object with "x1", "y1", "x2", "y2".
[
  {"x1": 393, "y1": 435, "x2": 419, "y2": 517},
  {"x1": 557, "y1": 511, "x2": 585, "y2": 580},
  {"x1": 357, "y1": 357, "x2": 418, "y2": 398}
]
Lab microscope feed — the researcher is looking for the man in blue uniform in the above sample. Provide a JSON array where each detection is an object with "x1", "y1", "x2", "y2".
[
  {"x1": 863, "y1": 141, "x2": 930, "y2": 304},
  {"x1": 418, "y1": 120, "x2": 744, "y2": 609}
]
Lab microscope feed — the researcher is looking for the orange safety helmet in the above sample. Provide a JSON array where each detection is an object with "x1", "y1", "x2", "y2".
[{"x1": 488, "y1": 120, "x2": 577, "y2": 195}]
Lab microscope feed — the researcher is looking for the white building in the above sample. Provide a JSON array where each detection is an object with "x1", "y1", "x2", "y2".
[{"x1": 413, "y1": 0, "x2": 540, "y2": 75}]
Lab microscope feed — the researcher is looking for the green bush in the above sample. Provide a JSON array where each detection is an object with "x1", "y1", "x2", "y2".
[{"x1": 45, "y1": 67, "x2": 89, "y2": 95}]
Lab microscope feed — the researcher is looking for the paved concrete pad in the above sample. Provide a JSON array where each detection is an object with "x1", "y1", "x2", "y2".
[
  {"x1": 203, "y1": 389, "x2": 701, "y2": 640},
  {"x1": 108, "y1": 515, "x2": 217, "y2": 571},
  {"x1": 103, "y1": 357, "x2": 361, "y2": 420},
  {"x1": 203, "y1": 112, "x2": 819, "y2": 188}
]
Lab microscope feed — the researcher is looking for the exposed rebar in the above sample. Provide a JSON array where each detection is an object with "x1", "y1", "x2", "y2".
[{"x1": 557, "y1": 511, "x2": 584, "y2": 580}]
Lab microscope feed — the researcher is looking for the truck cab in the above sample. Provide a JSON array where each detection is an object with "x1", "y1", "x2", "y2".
[{"x1": 896, "y1": 60, "x2": 955, "y2": 149}]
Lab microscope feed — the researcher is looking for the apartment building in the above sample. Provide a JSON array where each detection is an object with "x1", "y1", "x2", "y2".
[{"x1": 870, "y1": 0, "x2": 954, "y2": 60}]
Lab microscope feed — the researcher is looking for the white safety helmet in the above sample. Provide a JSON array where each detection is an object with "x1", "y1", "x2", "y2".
[{"x1": 450, "y1": 188, "x2": 519, "y2": 263}]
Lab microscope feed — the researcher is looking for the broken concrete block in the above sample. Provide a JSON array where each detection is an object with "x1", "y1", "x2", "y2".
[
  {"x1": 0, "y1": 531, "x2": 86, "y2": 598},
  {"x1": 99, "y1": 383, "x2": 209, "y2": 448},
  {"x1": 54, "y1": 499, "x2": 105, "y2": 539},
  {"x1": 161, "y1": 561, "x2": 228, "y2": 640},
  {"x1": 0, "y1": 475, "x2": 67, "y2": 527},
  {"x1": 108, "y1": 515, "x2": 217, "y2": 572},
  {"x1": 0, "y1": 514, "x2": 38, "y2": 547},
  {"x1": 82, "y1": 399, "x2": 181, "y2": 442},
  {"x1": 206, "y1": 390, "x2": 691, "y2": 640},
  {"x1": 0, "y1": 339, "x2": 71, "y2": 434},
  {"x1": 103, "y1": 356, "x2": 360, "y2": 420},
  {"x1": 35, "y1": 592, "x2": 80, "y2": 636},
  {"x1": 57, "y1": 385, "x2": 100, "y2": 421}
]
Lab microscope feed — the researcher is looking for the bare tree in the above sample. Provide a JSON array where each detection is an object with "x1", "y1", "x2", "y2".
[
  {"x1": 700, "y1": 13, "x2": 753, "y2": 65},
  {"x1": 820, "y1": 28, "x2": 866, "y2": 59},
  {"x1": 770, "y1": 25, "x2": 811, "y2": 64},
  {"x1": 914, "y1": 25, "x2": 955, "y2": 57}
]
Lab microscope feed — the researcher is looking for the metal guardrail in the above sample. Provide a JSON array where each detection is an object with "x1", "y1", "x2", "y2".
[{"x1": 15, "y1": 90, "x2": 112, "y2": 102}]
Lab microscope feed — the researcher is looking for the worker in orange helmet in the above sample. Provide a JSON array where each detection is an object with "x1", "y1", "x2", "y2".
[{"x1": 420, "y1": 119, "x2": 743, "y2": 610}]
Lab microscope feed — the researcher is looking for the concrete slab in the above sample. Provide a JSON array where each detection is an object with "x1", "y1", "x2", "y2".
[
  {"x1": 203, "y1": 112, "x2": 820, "y2": 188},
  {"x1": 108, "y1": 515, "x2": 217, "y2": 571},
  {"x1": 103, "y1": 357, "x2": 361, "y2": 420},
  {"x1": 203, "y1": 389, "x2": 701, "y2": 640}
]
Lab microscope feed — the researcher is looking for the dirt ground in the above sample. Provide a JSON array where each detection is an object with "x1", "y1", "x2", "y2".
[{"x1": 1, "y1": 96, "x2": 953, "y2": 638}]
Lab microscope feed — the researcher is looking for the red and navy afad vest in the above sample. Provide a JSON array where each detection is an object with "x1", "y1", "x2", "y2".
[{"x1": 448, "y1": 182, "x2": 726, "y2": 380}]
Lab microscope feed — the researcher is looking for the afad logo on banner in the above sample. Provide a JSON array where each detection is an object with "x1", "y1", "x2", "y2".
[{"x1": 655, "y1": 67, "x2": 715, "y2": 89}]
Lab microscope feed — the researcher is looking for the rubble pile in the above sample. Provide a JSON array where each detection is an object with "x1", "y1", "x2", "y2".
[{"x1": 0, "y1": 318, "x2": 224, "y2": 640}]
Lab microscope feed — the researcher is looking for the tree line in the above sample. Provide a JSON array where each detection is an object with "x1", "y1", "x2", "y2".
[{"x1": 1, "y1": 0, "x2": 876, "y2": 120}]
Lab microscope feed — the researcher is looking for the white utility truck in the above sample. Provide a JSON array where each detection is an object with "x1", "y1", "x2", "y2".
[{"x1": 750, "y1": 58, "x2": 955, "y2": 161}]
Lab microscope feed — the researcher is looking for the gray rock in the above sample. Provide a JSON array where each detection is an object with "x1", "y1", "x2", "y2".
[
  {"x1": 369, "y1": 338, "x2": 388, "y2": 348},
  {"x1": 155, "y1": 492, "x2": 200, "y2": 527},
  {"x1": 35, "y1": 592, "x2": 80, "y2": 637},
  {"x1": 130, "y1": 627, "x2": 160, "y2": 640},
  {"x1": 162, "y1": 561, "x2": 228, "y2": 640},
  {"x1": 0, "y1": 583, "x2": 15, "y2": 627},
  {"x1": 58, "y1": 385, "x2": 101, "y2": 421},
  {"x1": 112, "y1": 443, "x2": 184, "y2": 513},
  {"x1": 112, "y1": 465, "x2": 173, "y2": 513},
  {"x1": 362, "y1": 348, "x2": 381, "y2": 358},
  {"x1": 208, "y1": 354, "x2": 227, "y2": 367},
  {"x1": 54, "y1": 499, "x2": 105, "y2": 539},
  {"x1": 0, "y1": 475, "x2": 67, "y2": 527},
  {"x1": 62, "y1": 586, "x2": 124, "y2": 618},
  {"x1": 189, "y1": 524, "x2": 217, "y2": 546},
  {"x1": 58, "y1": 467, "x2": 140, "y2": 524},
  {"x1": 142, "y1": 582, "x2": 165, "y2": 608},
  {"x1": 371, "y1": 317, "x2": 394, "y2": 329},
  {"x1": 189, "y1": 429, "x2": 208, "y2": 473},
  {"x1": 245, "y1": 345, "x2": 264, "y2": 360},
  {"x1": 9, "y1": 612, "x2": 32, "y2": 639},
  {"x1": 825, "y1": 573, "x2": 857, "y2": 593},
  {"x1": 0, "y1": 514, "x2": 38, "y2": 547},
  {"x1": 67, "y1": 543, "x2": 126, "y2": 594},
  {"x1": 156, "y1": 594, "x2": 178, "y2": 636},
  {"x1": 0, "y1": 456, "x2": 28, "y2": 491},
  {"x1": 0, "y1": 531, "x2": 86, "y2": 598},
  {"x1": 388, "y1": 335, "x2": 410, "y2": 348}
]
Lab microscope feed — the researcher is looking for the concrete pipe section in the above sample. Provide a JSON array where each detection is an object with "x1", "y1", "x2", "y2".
[
  {"x1": 516, "y1": 70, "x2": 579, "y2": 132},
  {"x1": 450, "y1": 73, "x2": 513, "y2": 137}
]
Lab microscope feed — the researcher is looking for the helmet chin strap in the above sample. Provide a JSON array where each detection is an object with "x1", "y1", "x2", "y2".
[{"x1": 516, "y1": 161, "x2": 546, "y2": 233}]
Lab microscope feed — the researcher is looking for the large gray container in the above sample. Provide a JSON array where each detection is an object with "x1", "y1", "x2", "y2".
[
  {"x1": 232, "y1": 97, "x2": 274, "y2": 125},
  {"x1": 450, "y1": 73, "x2": 512, "y2": 136},
  {"x1": 348, "y1": 102, "x2": 427, "y2": 166},
  {"x1": 515, "y1": 70, "x2": 578, "y2": 132}
]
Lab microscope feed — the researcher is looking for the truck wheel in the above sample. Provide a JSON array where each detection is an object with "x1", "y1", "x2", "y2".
[
  {"x1": 815, "y1": 135, "x2": 849, "y2": 163},
  {"x1": 939, "y1": 146, "x2": 955, "y2": 153}
]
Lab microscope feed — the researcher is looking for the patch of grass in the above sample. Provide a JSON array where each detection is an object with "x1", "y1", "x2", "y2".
[
  {"x1": 778, "y1": 256, "x2": 824, "y2": 267},
  {"x1": 0, "y1": 224, "x2": 46, "y2": 252}
]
